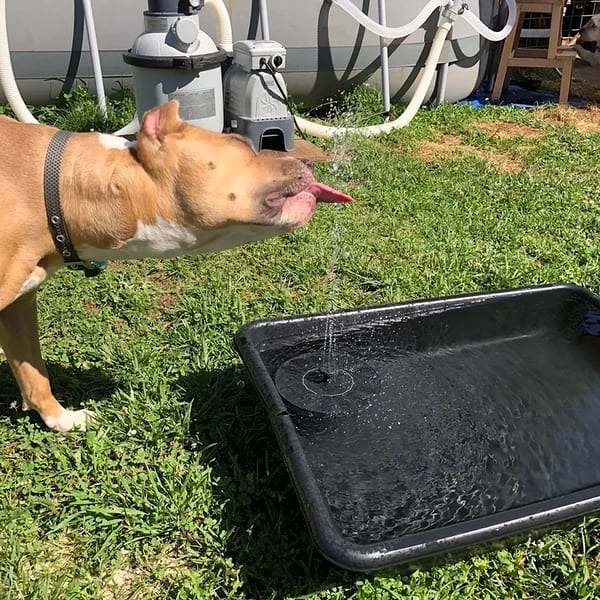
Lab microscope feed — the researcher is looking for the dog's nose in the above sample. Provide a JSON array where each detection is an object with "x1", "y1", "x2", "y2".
[{"x1": 299, "y1": 159, "x2": 315, "y2": 172}]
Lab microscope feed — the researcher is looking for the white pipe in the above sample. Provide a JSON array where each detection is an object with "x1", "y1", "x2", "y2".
[
  {"x1": 258, "y1": 0, "x2": 271, "y2": 40},
  {"x1": 297, "y1": 0, "x2": 518, "y2": 138},
  {"x1": 81, "y1": 0, "x2": 107, "y2": 119},
  {"x1": 296, "y1": 17, "x2": 453, "y2": 139},
  {"x1": 330, "y1": 0, "x2": 517, "y2": 43},
  {"x1": 331, "y1": 0, "x2": 449, "y2": 40},
  {"x1": 0, "y1": 0, "x2": 37, "y2": 123},
  {"x1": 460, "y1": 0, "x2": 517, "y2": 42},
  {"x1": 203, "y1": 0, "x2": 233, "y2": 52},
  {"x1": 378, "y1": 0, "x2": 391, "y2": 116},
  {"x1": 0, "y1": 0, "x2": 109, "y2": 125}
]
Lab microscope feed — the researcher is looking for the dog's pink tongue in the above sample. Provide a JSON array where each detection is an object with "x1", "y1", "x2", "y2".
[{"x1": 307, "y1": 182, "x2": 353, "y2": 204}]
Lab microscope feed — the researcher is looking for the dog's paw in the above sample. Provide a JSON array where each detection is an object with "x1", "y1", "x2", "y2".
[
  {"x1": 44, "y1": 408, "x2": 96, "y2": 432},
  {"x1": 575, "y1": 44, "x2": 600, "y2": 66}
]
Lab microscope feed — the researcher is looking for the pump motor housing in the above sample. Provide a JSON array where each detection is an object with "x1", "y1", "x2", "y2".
[{"x1": 224, "y1": 40, "x2": 294, "y2": 152}]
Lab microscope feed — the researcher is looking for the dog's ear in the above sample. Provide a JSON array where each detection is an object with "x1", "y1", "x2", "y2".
[
  {"x1": 138, "y1": 101, "x2": 183, "y2": 146},
  {"x1": 137, "y1": 101, "x2": 184, "y2": 174}
]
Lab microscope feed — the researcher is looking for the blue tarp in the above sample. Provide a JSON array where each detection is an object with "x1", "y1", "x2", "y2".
[{"x1": 460, "y1": 84, "x2": 587, "y2": 110}]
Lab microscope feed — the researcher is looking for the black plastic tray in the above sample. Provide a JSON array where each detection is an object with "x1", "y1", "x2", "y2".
[{"x1": 235, "y1": 285, "x2": 600, "y2": 572}]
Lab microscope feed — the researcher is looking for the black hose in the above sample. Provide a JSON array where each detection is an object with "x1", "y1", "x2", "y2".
[
  {"x1": 260, "y1": 59, "x2": 307, "y2": 140},
  {"x1": 62, "y1": 0, "x2": 84, "y2": 95}
]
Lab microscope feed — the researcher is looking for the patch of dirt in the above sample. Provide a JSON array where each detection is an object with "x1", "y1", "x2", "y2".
[
  {"x1": 157, "y1": 292, "x2": 179, "y2": 310},
  {"x1": 414, "y1": 134, "x2": 463, "y2": 162},
  {"x1": 103, "y1": 548, "x2": 190, "y2": 600},
  {"x1": 537, "y1": 106, "x2": 600, "y2": 134},
  {"x1": 474, "y1": 121, "x2": 543, "y2": 140},
  {"x1": 474, "y1": 149, "x2": 523, "y2": 173},
  {"x1": 148, "y1": 272, "x2": 182, "y2": 311},
  {"x1": 414, "y1": 134, "x2": 523, "y2": 173}
]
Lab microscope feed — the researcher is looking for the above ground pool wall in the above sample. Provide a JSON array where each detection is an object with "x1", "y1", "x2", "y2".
[{"x1": 4, "y1": 0, "x2": 497, "y2": 106}]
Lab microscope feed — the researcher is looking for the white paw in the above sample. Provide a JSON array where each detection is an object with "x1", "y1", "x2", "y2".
[{"x1": 44, "y1": 408, "x2": 96, "y2": 432}]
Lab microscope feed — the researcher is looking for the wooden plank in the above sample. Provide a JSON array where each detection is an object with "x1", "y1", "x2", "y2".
[
  {"x1": 559, "y1": 55, "x2": 574, "y2": 104},
  {"x1": 518, "y1": 0, "x2": 562, "y2": 9},
  {"x1": 506, "y1": 56, "x2": 563, "y2": 67},
  {"x1": 556, "y1": 46, "x2": 578, "y2": 57},
  {"x1": 516, "y1": 2, "x2": 553, "y2": 12},
  {"x1": 514, "y1": 48, "x2": 552, "y2": 59}
]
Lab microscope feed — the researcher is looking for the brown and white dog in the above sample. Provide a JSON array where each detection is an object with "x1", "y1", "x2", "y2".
[
  {"x1": 0, "y1": 100, "x2": 350, "y2": 432},
  {"x1": 575, "y1": 14, "x2": 600, "y2": 67}
]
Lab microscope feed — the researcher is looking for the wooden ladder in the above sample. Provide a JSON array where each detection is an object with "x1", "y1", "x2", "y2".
[{"x1": 491, "y1": 0, "x2": 577, "y2": 105}]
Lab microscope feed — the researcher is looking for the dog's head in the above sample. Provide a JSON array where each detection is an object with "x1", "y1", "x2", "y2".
[
  {"x1": 135, "y1": 101, "x2": 351, "y2": 252},
  {"x1": 579, "y1": 14, "x2": 600, "y2": 45}
]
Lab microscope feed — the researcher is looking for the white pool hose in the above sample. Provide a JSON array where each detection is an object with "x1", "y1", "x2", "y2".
[
  {"x1": 0, "y1": 0, "x2": 109, "y2": 124},
  {"x1": 204, "y1": 0, "x2": 234, "y2": 53},
  {"x1": 295, "y1": 15, "x2": 454, "y2": 138},
  {"x1": 0, "y1": 0, "x2": 515, "y2": 139},
  {"x1": 296, "y1": 0, "x2": 517, "y2": 138},
  {"x1": 0, "y1": 0, "x2": 36, "y2": 122},
  {"x1": 331, "y1": 0, "x2": 449, "y2": 41},
  {"x1": 330, "y1": 0, "x2": 517, "y2": 42},
  {"x1": 81, "y1": 0, "x2": 107, "y2": 119},
  {"x1": 460, "y1": 2, "x2": 517, "y2": 42}
]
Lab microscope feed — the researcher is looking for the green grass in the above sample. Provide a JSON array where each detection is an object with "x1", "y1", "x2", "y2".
[{"x1": 2, "y1": 86, "x2": 600, "y2": 598}]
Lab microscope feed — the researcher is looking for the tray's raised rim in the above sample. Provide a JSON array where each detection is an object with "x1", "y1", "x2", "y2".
[
  {"x1": 235, "y1": 283, "x2": 593, "y2": 339},
  {"x1": 234, "y1": 283, "x2": 600, "y2": 572}
]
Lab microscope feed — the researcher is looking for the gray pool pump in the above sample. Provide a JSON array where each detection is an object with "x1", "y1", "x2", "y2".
[
  {"x1": 124, "y1": 0, "x2": 295, "y2": 152},
  {"x1": 223, "y1": 41, "x2": 294, "y2": 152}
]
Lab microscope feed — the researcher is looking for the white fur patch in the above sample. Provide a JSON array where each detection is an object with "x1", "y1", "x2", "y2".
[
  {"x1": 79, "y1": 217, "x2": 284, "y2": 261},
  {"x1": 14, "y1": 272, "x2": 47, "y2": 301},
  {"x1": 98, "y1": 133, "x2": 137, "y2": 151},
  {"x1": 44, "y1": 408, "x2": 96, "y2": 432}
]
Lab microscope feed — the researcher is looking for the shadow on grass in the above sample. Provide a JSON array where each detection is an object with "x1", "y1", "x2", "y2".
[
  {"x1": 0, "y1": 362, "x2": 118, "y2": 424},
  {"x1": 180, "y1": 365, "x2": 351, "y2": 598}
]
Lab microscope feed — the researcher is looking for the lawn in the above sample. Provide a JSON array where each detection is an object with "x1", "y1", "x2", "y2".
[{"x1": 2, "y1": 87, "x2": 600, "y2": 599}]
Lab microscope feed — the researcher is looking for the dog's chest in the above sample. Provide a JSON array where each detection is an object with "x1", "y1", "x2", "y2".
[{"x1": 78, "y1": 219, "x2": 277, "y2": 261}]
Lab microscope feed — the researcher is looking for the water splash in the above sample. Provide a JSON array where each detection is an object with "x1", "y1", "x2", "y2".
[{"x1": 320, "y1": 118, "x2": 356, "y2": 377}]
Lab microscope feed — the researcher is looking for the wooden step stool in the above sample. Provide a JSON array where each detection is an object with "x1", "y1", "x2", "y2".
[{"x1": 491, "y1": 0, "x2": 577, "y2": 105}]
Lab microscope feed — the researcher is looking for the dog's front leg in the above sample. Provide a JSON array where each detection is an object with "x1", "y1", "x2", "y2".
[
  {"x1": 576, "y1": 45, "x2": 600, "y2": 67},
  {"x1": 0, "y1": 291, "x2": 94, "y2": 431}
]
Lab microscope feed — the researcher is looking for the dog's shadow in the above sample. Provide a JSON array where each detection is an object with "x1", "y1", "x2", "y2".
[
  {"x1": 0, "y1": 362, "x2": 118, "y2": 425},
  {"x1": 179, "y1": 365, "x2": 347, "y2": 597}
]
